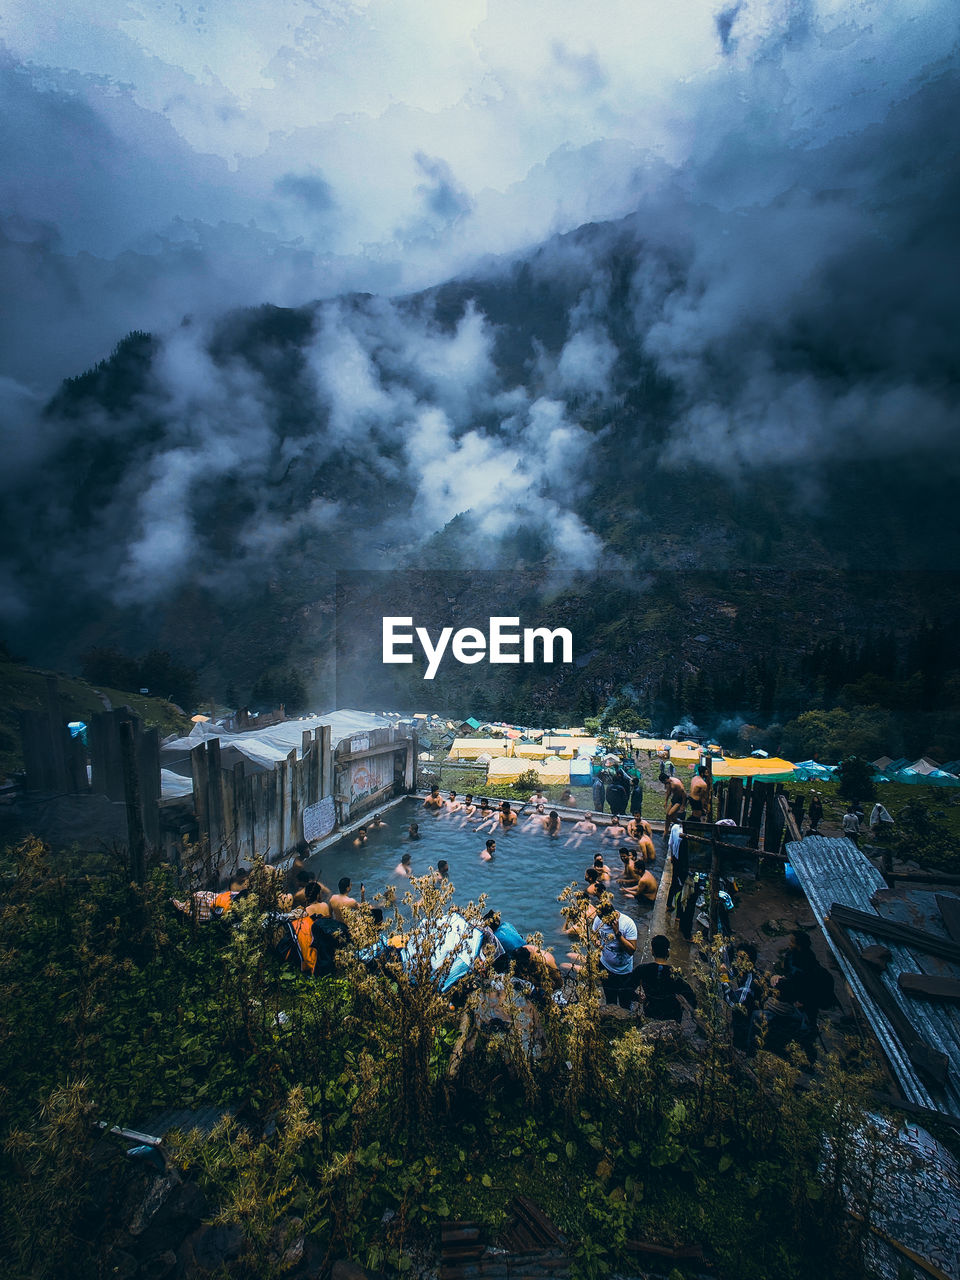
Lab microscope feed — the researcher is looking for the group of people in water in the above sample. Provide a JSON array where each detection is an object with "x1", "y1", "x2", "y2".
[{"x1": 172, "y1": 777, "x2": 837, "y2": 1060}]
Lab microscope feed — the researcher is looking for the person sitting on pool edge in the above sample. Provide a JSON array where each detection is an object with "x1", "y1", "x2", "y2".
[
  {"x1": 623, "y1": 861, "x2": 658, "y2": 904},
  {"x1": 328, "y1": 877, "x2": 359, "y2": 922}
]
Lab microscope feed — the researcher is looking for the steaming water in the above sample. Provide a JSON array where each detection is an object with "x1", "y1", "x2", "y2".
[{"x1": 307, "y1": 798, "x2": 661, "y2": 951}]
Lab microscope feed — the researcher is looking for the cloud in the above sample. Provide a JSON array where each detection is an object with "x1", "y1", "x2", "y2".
[{"x1": 2, "y1": 0, "x2": 960, "y2": 645}]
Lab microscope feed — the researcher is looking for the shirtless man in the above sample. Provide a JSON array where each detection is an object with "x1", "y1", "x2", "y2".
[
  {"x1": 327, "y1": 876, "x2": 359, "y2": 921},
  {"x1": 369, "y1": 813, "x2": 387, "y2": 831},
  {"x1": 436, "y1": 860, "x2": 450, "y2": 882},
  {"x1": 480, "y1": 838, "x2": 496, "y2": 862},
  {"x1": 637, "y1": 827, "x2": 657, "y2": 867},
  {"x1": 505, "y1": 944, "x2": 564, "y2": 993},
  {"x1": 497, "y1": 801, "x2": 518, "y2": 828},
  {"x1": 423, "y1": 786, "x2": 445, "y2": 810},
  {"x1": 406, "y1": 822, "x2": 421, "y2": 840},
  {"x1": 303, "y1": 881, "x2": 331, "y2": 918},
  {"x1": 664, "y1": 775, "x2": 687, "y2": 844},
  {"x1": 602, "y1": 816, "x2": 628, "y2": 845},
  {"x1": 617, "y1": 847, "x2": 640, "y2": 889},
  {"x1": 623, "y1": 863, "x2": 658, "y2": 903},
  {"x1": 353, "y1": 826, "x2": 368, "y2": 847},
  {"x1": 542, "y1": 809, "x2": 562, "y2": 838},
  {"x1": 461, "y1": 794, "x2": 477, "y2": 818},
  {"x1": 522, "y1": 804, "x2": 547, "y2": 831},
  {"x1": 584, "y1": 866, "x2": 603, "y2": 897},
  {"x1": 592, "y1": 852, "x2": 612, "y2": 884},
  {"x1": 394, "y1": 852, "x2": 413, "y2": 877},
  {"x1": 445, "y1": 791, "x2": 462, "y2": 813},
  {"x1": 688, "y1": 767, "x2": 709, "y2": 822},
  {"x1": 530, "y1": 789, "x2": 548, "y2": 810}
]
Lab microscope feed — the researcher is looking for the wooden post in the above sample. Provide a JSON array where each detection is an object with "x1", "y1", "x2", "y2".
[
  {"x1": 206, "y1": 738, "x2": 224, "y2": 864},
  {"x1": 120, "y1": 719, "x2": 147, "y2": 884},
  {"x1": 708, "y1": 821, "x2": 720, "y2": 940},
  {"x1": 43, "y1": 675, "x2": 70, "y2": 793},
  {"x1": 190, "y1": 742, "x2": 210, "y2": 855},
  {"x1": 320, "y1": 725, "x2": 333, "y2": 799},
  {"x1": 703, "y1": 752, "x2": 714, "y2": 823}
]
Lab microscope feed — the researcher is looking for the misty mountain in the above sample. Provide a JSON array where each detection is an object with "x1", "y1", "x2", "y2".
[{"x1": 2, "y1": 62, "x2": 960, "y2": 738}]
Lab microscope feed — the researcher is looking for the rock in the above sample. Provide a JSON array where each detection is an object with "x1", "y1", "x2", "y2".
[
  {"x1": 139, "y1": 1248, "x2": 178, "y2": 1279},
  {"x1": 638, "y1": 1019, "x2": 683, "y2": 1045},
  {"x1": 180, "y1": 1223, "x2": 244, "y2": 1274},
  {"x1": 107, "y1": 1249, "x2": 138, "y2": 1280},
  {"x1": 331, "y1": 1258, "x2": 389, "y2": 1280},
  {"x1": 128, "y1": 1174, "x2": 182, "y2": 1237}
]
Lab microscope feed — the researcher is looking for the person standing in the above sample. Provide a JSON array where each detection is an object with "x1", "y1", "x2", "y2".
[
  {"x1": 592, "y1": 773, "x2": 606, "y2": 813},
  {"x1": 807, "y1": 792, "x2": 824, "y2": 834},
  {"x1": 591, "y1": 901, "x2": 638, "y2": 1008},
  {"x1": 841, "y1": 804, "x2": 861, "y2": 846},
  {"x1": 635, "y1": 934, "x2": 697, "y2": 1023},
  {"x1": 629, "y1": 771, "x2": 644, "y2": 819}
]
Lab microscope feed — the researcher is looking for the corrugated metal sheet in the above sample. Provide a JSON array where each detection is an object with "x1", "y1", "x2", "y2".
[{"x1": 786, "y1": 835, "x2": 960, "y2": 1121}]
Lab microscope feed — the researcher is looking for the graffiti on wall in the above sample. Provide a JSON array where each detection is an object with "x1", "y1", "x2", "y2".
[{"x1": 348, "y1": 752, "x2": 392, "y2": 808}]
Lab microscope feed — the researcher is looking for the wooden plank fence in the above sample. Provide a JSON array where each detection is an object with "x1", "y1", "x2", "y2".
[{"x1": 190, "y1": 725, "x2": 335, "y2": 867}]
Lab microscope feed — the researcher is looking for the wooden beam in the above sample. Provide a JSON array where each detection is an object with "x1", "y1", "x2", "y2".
[
  {"x1": 936, "y1": 895, "x2": 960, "y2": 944},
  {"x1": 825, "y1": 916, "x2": 949, "y2": 1086},
  {"x1": 829, "y1": 902, "x2": 960, "y2": 965},
  {"x1": 898, "y1": 972, "x2": 960, "y2": 1002}
]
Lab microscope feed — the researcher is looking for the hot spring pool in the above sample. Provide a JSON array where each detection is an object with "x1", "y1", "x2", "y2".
[{"x1": 306, "y1": 797, "x2": 661, "y2": 951}]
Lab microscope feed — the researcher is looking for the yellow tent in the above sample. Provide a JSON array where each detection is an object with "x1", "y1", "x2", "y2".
[
  {"x1": 514, "y1": 743, "x2": 549, "y2": 759},
  {"x1": 711, "y1": 756, "x2": 795, "y2": 778},
  {"x1": 448, "y1": 737, "x2": 509, "y2": 760},
  {"x1": 669, "y1": 741, "x2": 703, "y2": 763},
  {"x1": 485, "y1": 755, "x2": 570, "y2": 785}
]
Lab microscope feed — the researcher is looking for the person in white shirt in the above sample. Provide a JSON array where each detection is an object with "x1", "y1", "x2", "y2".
[
  {"x1": 841, "y1": 806, "x2": 861, "y2": 846},
  {"x1": 591, "y1": 902, "x2": 638, "y2": 1007}
]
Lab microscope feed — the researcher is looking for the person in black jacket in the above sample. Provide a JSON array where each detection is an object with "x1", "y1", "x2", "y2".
[{"x1": 635, "y1": 935, "x2": 697, "y2": 1023}]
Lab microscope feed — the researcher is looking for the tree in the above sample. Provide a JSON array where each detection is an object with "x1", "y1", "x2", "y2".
[{"x1": 836, "y1": 756, "x2": 876, "y2": 802}]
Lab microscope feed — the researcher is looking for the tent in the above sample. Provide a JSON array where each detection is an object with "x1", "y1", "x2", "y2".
[
  {"x1": 669, "y1": 741, "x2": 702, "y2": 764},
  {"x1": 711, "y1": 756, "x2": 797, "y2": 779},
  {"x1": 792, "y1": 760, "x2": 837, "y2": 780},
  {"x1": 569, "y1": 757, "x2": 592, "y2": 781},
  {"x1": 514, "y1": 743, "x2": 549, "y2": 759},
  {"x1": 162, "y1": 708, "x2": 393, "y2": 770},
  {"x1": 448, "y1": 737, "x2": 509, "y2": 760},
  {"x1": 485, "y1": 755, "x2": 570, "y2": 786},
  {"x1": 893, "y1": 767, "x2": 960, "y2": 786}
]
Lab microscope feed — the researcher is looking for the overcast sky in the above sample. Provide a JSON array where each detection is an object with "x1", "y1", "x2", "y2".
[{"x1": 2, "y1": 0, "x2": 956, "y2": 395}]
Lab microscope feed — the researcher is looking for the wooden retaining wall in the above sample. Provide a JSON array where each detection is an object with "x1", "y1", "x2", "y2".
[{"x1": 189, "y1": 724, "x2": 334, "y2": 867}]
